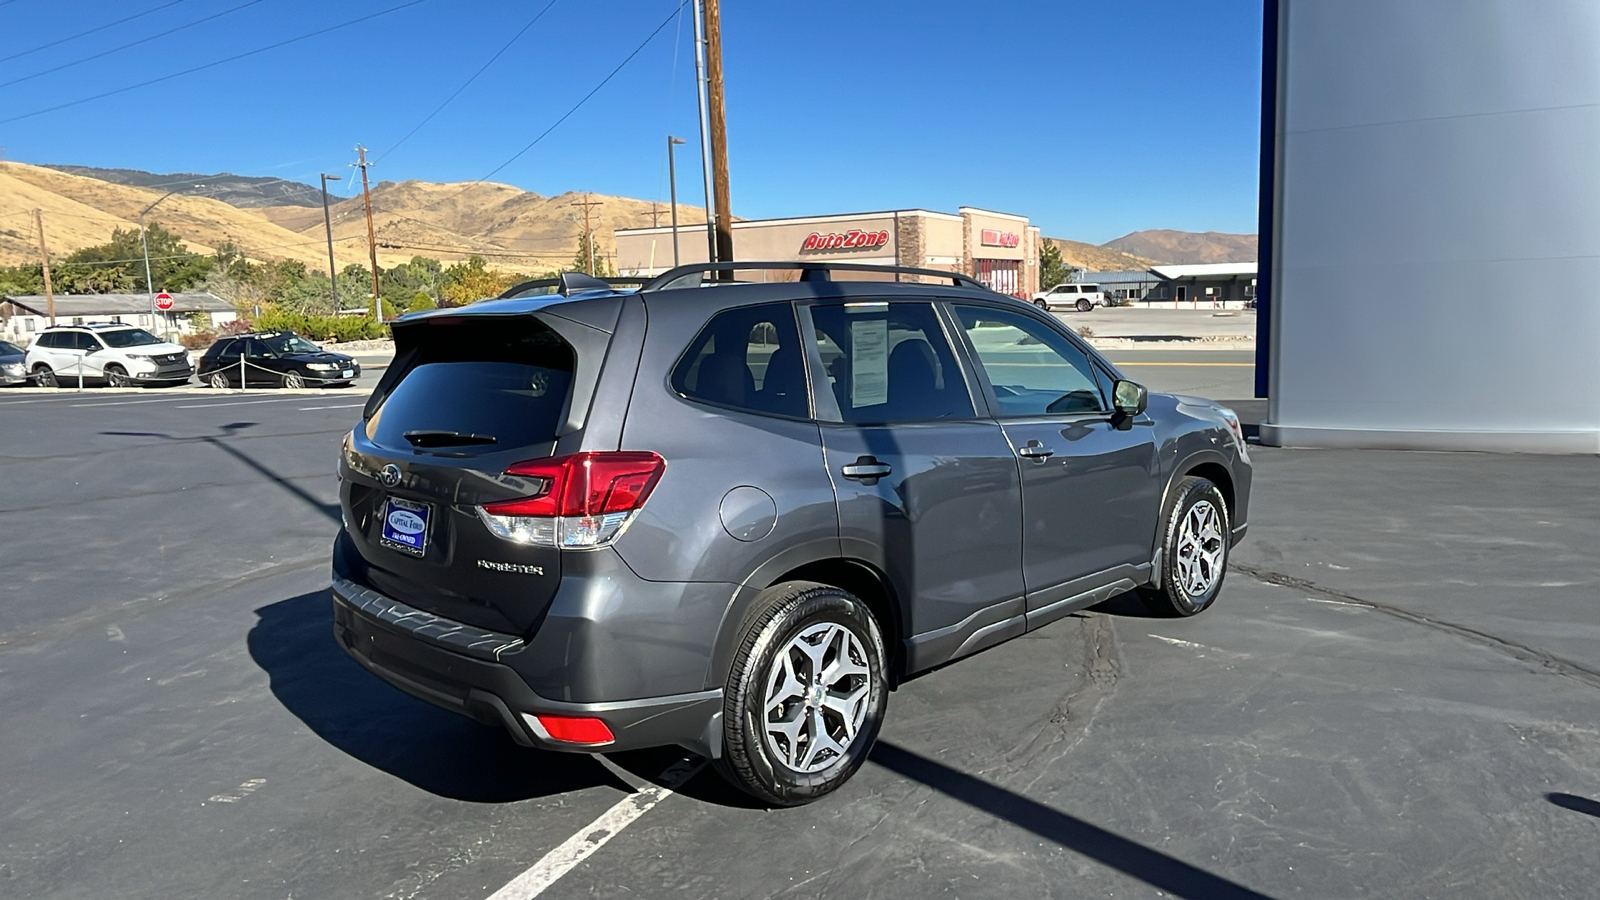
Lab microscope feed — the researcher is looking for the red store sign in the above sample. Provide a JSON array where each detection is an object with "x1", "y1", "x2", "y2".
[
  {"x1": 800, "y1": 229, "x2": 890, "y2": 252},
  {"x1": 980, "y1": 229, "x2": 1021, "y2": 249}
]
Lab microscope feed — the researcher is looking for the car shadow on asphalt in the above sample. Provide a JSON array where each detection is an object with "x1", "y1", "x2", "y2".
[
  {"x1": 870, "y1": 740, "x2": 1277, "y2": 900},
  {"x1": 248, "y1": 590, "x2": 625, "y2": 803}
]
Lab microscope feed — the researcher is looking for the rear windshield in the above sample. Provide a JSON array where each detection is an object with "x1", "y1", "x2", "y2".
[{"x1": 365, "y1": 318, "x2": 575, "y2": 452}]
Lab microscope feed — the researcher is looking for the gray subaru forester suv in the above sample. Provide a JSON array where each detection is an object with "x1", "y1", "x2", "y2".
[{"x1": 331, "y1": 262, "x2": 1251, "y2": 805}]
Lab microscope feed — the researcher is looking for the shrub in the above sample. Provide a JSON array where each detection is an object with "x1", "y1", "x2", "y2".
[
  {"x1": 407, "y1": 291, "x2": 437, "y2": 313},
  {"x1": 253, "y1": 309, "x2": 389, "y2": 343},
  {"x1": 179, "y1": 329, "x2": 217, "y2": 351},
  {"x1": 1076, "y1": 325, "x2": 1095, "y2": 338}
]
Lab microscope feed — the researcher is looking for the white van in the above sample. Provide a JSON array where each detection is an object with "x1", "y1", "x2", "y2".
[{"x1": 1031, "y1": 283, "x2": 1107, "y2": 312}]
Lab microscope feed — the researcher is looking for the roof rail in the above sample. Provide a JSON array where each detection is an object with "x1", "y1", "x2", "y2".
[{"x1": 638, "y1": 261, "x2": 994, "y2": 293}]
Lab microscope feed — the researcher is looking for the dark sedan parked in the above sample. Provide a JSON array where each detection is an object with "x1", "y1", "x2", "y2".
[
  {"x1": 0, "y1": 339, "x2": 28, "y2": 385},
  {"x1": 196, "y1": 332, "x2": 360, "y2": 389}
]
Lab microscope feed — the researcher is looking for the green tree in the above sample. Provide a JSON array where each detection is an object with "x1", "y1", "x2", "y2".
[
  {"x1": 570, "y1": 235, "x2": 613, "y2": 277},
  {"x1": 441, "y1": 255, "x2": 512, "y2": 305},
  {"x1": 1038, "y1": 239, "x2": 1074, "y2": 291},
  {"x1": 407, "y1": 291, "x2": 437, "y2": 313}
]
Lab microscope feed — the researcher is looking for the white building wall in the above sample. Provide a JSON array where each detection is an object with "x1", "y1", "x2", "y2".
[{"x1": 1262, "y1": 0, "x2": 1600, "y2": 453}]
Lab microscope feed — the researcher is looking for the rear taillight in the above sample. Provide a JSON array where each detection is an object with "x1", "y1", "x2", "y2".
[{"x1": 476, "y1": 451, "x2": 665, "y2": 549}]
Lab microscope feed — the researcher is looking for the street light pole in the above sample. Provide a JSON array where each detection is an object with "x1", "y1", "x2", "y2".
[
  {"x1": 139, "y1": 185, "x2": 197, "y2": 336},
  {"x1": 668, "y1": 135, "x2": 686, "y2": 267},
  {"x1": 320, "y1": 173, "x2": 342, "y2": 316}
]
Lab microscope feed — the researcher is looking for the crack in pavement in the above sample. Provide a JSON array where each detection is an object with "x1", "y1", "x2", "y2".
[
  {"x1": 1230, "y1": 562, "x2": 1600, "y2": 691},
  {"x1": 990, "y1": 613, "x2": 1122, "y2": 788}
]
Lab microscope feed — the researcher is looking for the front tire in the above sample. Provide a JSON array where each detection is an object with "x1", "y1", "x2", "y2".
[
  {"x1": 715, "y1": 581, "x2": 888, "y2": 806},
  {"x1": 104, "y1": 364, "x2": 132, "y2": 388},
  {"x1": 1033, "y1": 298, "x2": 1049, "y2": 310},
  {"x1": 33, "y1": 364, "x2": 58, "y2": 388},
  {"x1": 281, "y1": 371, "x2": 305, "y2": 390},
  {"x1": 1139, "y1": 476, "x2": 1230, "y2": 617},
  {"x1": 1076, "y1": 298, "x2": 1093, "y2": 312}
]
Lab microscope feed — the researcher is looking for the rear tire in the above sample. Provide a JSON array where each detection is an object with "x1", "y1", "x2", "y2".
[
  {"x1": 1076, "y1": 298, "x2": 1093, "y2": 312},
  {"x1": 1139, "y1": 476, "x2": 1230, "y2": 617},
  {"x1": 207, "y1": 371, "x2": 230, "y2": 390},
  {"x1": 33, "y1": 364, "x2": 58, "y2": 388},
  {"x1": 715, "y1": 581, "x2": 888, "y2": 807}
]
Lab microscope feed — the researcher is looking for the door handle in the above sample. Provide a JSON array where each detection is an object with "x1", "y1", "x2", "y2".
[
  {"x1": 1017, "y1": 440, "x2": 1054, "y2": 460},
  {"x1": 841, "y1": 456, "x2": 893, "y2": 484}
]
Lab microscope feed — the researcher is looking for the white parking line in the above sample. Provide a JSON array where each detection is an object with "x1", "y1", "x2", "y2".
[
  {"x1": 175, "y1": 397, "x2": 324, "y2": 409},
  {"x1": 485, "y1": 757, "x2": 703, "y2": 900},
  {"x1": 298, "y1": 403, "x2": 366, "y2": 410}
]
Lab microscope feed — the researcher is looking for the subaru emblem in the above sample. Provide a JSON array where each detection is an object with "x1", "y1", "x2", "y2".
[{"x1": 378, "y1": 464, "x2": 402, "y2": 488}]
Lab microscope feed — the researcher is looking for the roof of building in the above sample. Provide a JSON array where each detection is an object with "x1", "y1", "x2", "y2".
[
  {"x1": 1075, "y1": 270, "x2": 1164, "y2": 284},
  {"x1": 1, "y1": 292, "x2": 233, "y2": 316},
  {"x1": 1147, "y1": 263, "x2": 1258, "y2": 281}
]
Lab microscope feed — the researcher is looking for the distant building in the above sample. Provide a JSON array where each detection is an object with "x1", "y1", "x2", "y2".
[
  {"x1": 1140, "y1": 263, "x2": 1258, "y2": 308},
  {"x1": 616, "y1": 206, "x2": 1043, "y2": 298},
  {"x1": 0, "y1": 292, "x2": 236, "y2": 342},
  {"x1": 1072, "y1": 269, "x2": 1164, "y2": 304}
]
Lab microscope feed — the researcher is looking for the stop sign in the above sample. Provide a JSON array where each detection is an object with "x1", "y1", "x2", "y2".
[{"x1": 154, "y1": 292, "x2": 174, "y2": 311}]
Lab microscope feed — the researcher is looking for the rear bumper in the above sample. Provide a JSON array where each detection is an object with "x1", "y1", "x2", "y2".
[{"x1": 330, "y1": 576, "x2": 724, "y2": 757}]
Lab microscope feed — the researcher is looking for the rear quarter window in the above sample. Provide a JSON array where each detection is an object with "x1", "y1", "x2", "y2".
[{"x1": 671, "y1": 302, "x2": 808, "y2": 419}]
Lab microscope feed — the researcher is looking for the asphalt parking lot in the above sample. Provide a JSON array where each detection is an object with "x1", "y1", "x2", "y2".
[{"x1": 3, "y1": 380, "x2": 1598, "y2": 898}]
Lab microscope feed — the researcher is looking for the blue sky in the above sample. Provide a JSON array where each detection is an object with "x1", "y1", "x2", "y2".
[{"x1": 0, "y1": 0, "x2": 1263, "y2": 243}]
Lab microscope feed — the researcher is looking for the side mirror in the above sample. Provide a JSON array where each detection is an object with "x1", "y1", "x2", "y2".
[{"x1": 1113, "y1": 380, "x2": 1148, "y2": 416}]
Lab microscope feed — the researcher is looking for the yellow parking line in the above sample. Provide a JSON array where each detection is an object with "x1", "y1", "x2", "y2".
[{"x1": 1108, "y1": 362, "x2": 1253, "y2": 367}]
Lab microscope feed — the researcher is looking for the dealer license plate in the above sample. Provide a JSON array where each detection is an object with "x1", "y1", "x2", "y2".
[
  {"x1": 342, "y1": 369, "x2": 354, "y2": 379},
  {"x1": 380, "y1": 497, "x2": 431, "y2": 556}
]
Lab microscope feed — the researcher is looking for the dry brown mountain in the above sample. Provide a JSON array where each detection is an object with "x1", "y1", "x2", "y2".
[
  {"x1": 1103, "y1": 229, "x2": 1257, "y2": 265},
  {"x1": 253, "y1": 179, "x2": 708, "y2": 273},
  {"x1": 0, "y1": 161, "x2": 336, "y2": 268},
  {"x1": 1, "y1": 162, "x2": 706, "y2": 275},
  {"x1": 1045, "y1": 238, "x2": 1157, "y2": 272}
]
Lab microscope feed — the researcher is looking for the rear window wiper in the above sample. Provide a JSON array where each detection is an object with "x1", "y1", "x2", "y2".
[{"x1": 403, "y1": 430, "x2": 499, "y2": 447}]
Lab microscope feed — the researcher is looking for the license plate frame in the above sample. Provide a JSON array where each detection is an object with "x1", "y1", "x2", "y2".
[{"x1": 379, "y1": 496, "x2": 432, "y2": 557}]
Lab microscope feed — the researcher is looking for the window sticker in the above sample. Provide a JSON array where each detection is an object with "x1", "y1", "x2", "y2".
[{"x1": 850, "y1": 317, "x2": 889, "y2": 408}]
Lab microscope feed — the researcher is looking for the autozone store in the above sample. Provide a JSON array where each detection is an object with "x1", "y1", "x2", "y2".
[{"x1": 615, "y1": 206, "x2": 1040, "y2": 297}]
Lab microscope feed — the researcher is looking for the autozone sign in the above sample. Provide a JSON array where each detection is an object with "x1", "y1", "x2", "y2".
[
  {"x1": 980, "y1": 229, "x2": 1021, "y2": 248},
  {"x1": 800, "y1": 229, "x2": 890, "y2": 252}
]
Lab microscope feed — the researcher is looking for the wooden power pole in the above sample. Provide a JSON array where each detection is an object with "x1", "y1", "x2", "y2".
[
  {"x1": 702, "y1": 0, "x2": 734, "y2": 270},
  {"x1": 355, "y1": 145, "x2": 383, "y2": 321},
  {"x1": 571, "y1": 194, "x2": 602, "y2": 275},
  {"x1": 33, "y1": 209, "x2": 55, "y2": 326}
]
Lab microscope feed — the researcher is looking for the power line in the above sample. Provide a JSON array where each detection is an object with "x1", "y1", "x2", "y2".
[
  {"x1": 0, "y1": 0, "x2": 430, "y2": 125},
  {"x1": 0, "y1": 0, "x2": 192, "y2": 65},
  {"x1": 397, "y1": 0, "x2": 688, "y2": 219},
  {"x1": 376, "y1": 0, "x2": 561, "y2": 164},
  {"x1": 0, "y1": 0, "x2": 266, "y2": 90}
]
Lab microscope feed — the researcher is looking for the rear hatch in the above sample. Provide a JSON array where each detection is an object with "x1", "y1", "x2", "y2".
[{"x1": 339, "y1": 312, "x2": 594, "y2": 635}]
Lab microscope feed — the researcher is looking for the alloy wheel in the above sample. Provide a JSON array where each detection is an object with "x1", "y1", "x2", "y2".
[
  {"x1": 1175, "y1": 500, "x2": 1225, "y2": 597},
  {"x1": 106, "y1": 367, "x2": 131, "y2": 388},
  {"x1": 762, "y1": 622, "x2": 872, "y2": 773},
  {"x1": 283, "y1": 371, "x2": 305, "y2": 390}
]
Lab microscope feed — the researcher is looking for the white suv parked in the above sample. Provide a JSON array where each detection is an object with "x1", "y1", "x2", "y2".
[
  {"x1": 25, "y1": 324, "x2": 194, "y2": 388},
  {"x1": 1031, "y1": 283, "x2": 1107, "y2": 312}
]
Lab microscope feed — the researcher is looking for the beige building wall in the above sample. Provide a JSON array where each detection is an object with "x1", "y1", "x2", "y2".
[{"x1": 616, "y1": 207, "x2": 1037, "y2": 295}]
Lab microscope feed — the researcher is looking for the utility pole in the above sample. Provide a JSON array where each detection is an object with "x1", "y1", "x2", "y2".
[
  {"x1": 33, "y1": 209, "x2": 55, "y2": 326},
  {"x1": 702, "y1": 0, "x2": 734, "y2": 270},
  {"x1": 320, "y1": 173, "x2": 342, "y2": 316},
  {"x1": 354, "y1": 145, "x2": 382, "y2": 322},
  {"x1": 668, "y1": 135, "x2": 686, "y2": 267},
  {"x1": 691, "y1": 0, "x2": 716, "y2": 266},
  {"x1": 570, "y1": 194, "x2": 602, "y2": 275},
  {"x1": 650, "y1": 201, "x2": 661, "y2": 229}
]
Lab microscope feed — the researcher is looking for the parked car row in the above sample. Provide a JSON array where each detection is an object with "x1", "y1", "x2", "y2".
[{"x1": 2, "y1": 325, "x2": 359, "y2": 389}]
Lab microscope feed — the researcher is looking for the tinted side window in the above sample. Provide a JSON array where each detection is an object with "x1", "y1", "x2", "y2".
[
  {"x1": 806, "y1": 302, "x2": 974, "y2": 424},
  {"x1": 34, "y1": 333, "x2": 60, "y2": 349},
  {"x1": 214, "y1": 339, "x2": 240, "y2": 360},
  {"x1": 74, "y1": 333, "x2": 101, "y2": 351},
  {"x1": 955, "y1": 305, "x2": 1106, "y2": 416},
  {"x1": 671, "y1": 302, "x2": 807, "y2": 418}
]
